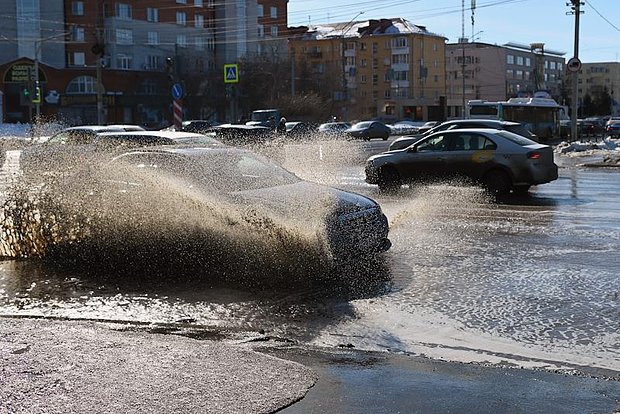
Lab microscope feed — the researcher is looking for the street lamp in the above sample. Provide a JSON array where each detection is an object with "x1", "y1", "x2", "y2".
[{"x1": 340, "y1": 11, "x2": 364, "y2": 121}]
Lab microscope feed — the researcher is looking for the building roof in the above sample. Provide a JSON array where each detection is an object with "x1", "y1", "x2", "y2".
[{"x1": 293, "y1": 18, "x2": 445, "y2": 41}]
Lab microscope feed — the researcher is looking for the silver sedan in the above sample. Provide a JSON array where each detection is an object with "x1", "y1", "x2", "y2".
[{"x1": 365, "y1": 128, "x2": 558, "y2": 195}]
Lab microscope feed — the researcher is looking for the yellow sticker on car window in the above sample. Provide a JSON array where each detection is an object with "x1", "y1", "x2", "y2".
[{"x1": 472, "y1": 150, "x2": 493, "y2": 163}]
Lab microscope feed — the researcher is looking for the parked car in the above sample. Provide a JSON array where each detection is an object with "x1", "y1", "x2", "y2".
[
  {"x1": 318, "y1": 122, "x2": 352, "y2": 138},
  {"x1": 416, "y1": 121, "x2": 440, "y2": 134},
  {"x1": 19, "y1": 130, "x2": 211, "y2": 178},
  {"x1": 581, "y1": 117, "x2": 605, "y2": 135},
  {"x1": 365, "y1": 128, "x2": 558, "y2": 195},
  {"x1": 102, "y1": 147, "x2": 391, "y2": 259},
  {"x1": 605, "y1": 121, "x2": 620, "y2": 136},
  {"x1": 181, "y1": 120, "x2": 219, "y2": 133},
  {"x1": 106, "y1": 124, "x2": 146, "y2": 132},
  {"x1": 284, "y1": 121, "x2": 319, "y2": 139},
  {"x1": 388, "y1": 121, "x2": 425, "y2": 136},
  {"x1": 389, "y1": 119, "x2": 538, "y2": 151},
  {"x1": 345, "y1": 121, "x2": 391, "y2": 140},
  {"x1": 208, "y1": 124, "x2": 273, "y2": 145}
]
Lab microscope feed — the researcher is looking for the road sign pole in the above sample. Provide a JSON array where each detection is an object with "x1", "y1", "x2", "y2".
[{"x1": 173, "y1": 99, "x2": 183, "y2": 130}]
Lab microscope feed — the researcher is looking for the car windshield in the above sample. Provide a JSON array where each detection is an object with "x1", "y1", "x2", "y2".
[
  {"x1": 112, "y1": 150, "x2": 300, "y2": 193},
  {"x1": 354, "y1": 122, "x2": 372, "y2": 129},
  {"x1": 496, "y1": 130, "x2": 538, "y2": 146}
]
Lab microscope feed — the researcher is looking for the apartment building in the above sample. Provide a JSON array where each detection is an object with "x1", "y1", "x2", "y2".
[
  {"x1": 289, "y1": 18, "x2": 446, "y2": 122},
  {"x1": 446, "y1": 41, "x2": 565, "y2": 117},
  {"x1": 575, "y1": 62, "x2": 620, "y2": 116},
  {"x1": 256, "y1": 0, "x2": 288, "y2": 59},
  {"x1": 0, "y1": 0, "x2": 284, "y2": 124}
]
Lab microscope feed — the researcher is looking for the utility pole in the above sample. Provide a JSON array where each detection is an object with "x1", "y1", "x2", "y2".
[
  {"x1": 567, "y1": 0, "x2": 584, "y2": 142},
  {"x1": 461, "y1": 0, "x2": 466, "y2": 117}
]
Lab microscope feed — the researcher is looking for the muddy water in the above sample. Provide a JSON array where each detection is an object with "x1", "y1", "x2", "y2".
[{"x1": 1, "y1": 145, "x2": 619, "y2": 375}]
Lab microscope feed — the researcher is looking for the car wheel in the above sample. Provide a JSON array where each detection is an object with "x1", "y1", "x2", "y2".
[
  {"x1": 512, "y1": 185, "x2": 531, "y2": 196},
  {"x1": 382, "y1": 133, "x2": 389, "y2": 141},
  {"x1": 377, "y1": 167, "x2": 401, "y2": 193},
  {"x1": 483, "y1": 169, "x2": 511, "y2": 196}
]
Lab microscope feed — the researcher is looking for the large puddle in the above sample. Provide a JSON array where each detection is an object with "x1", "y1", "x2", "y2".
[{"x1": 1, "y1": 143, "x2": 619, "y2": 375}]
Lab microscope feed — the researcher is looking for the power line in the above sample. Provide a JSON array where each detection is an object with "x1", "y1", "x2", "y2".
[{"x1": 584, "y1": 0, "x2": 620, "y2": 34}]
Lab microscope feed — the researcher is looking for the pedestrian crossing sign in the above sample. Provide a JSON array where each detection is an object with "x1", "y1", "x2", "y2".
[{"x1": 224, "y1": 64, "x2": 239, "y2": 83}]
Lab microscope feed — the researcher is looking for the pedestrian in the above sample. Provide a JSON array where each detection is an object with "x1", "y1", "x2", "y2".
[{"x1": 277, "y1": 117, "x2": 287, "y2": 134}]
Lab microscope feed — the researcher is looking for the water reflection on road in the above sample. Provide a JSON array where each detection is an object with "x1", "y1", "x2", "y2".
[{"x1": 0, "y1": 144, "x2": 619, "y2": 374}]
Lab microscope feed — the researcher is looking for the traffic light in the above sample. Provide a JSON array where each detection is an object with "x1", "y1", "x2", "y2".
[
  {"x1": 32, "y1": 84, "x2": 41, "y2": 104},
  {"x1": 20, "y1": 86, "x2": 31, "y2": 105}
]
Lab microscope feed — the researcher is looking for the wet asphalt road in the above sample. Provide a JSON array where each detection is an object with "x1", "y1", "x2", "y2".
[{"x1": 0, "y1": 138, "x2": 619, "y2": 412}]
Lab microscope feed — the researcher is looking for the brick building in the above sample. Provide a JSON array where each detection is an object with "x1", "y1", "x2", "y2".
[
  {"x1": 289, "y1": 18, "x2": 446, "y2": 122},
  {"x1": 0, "y1": 0, "x2": 289, "y2": 125}
]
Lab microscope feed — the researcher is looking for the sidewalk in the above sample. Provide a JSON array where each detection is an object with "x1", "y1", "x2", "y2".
[{"x1": 2, "y1": 317, "x2": 619, "y2": 414}]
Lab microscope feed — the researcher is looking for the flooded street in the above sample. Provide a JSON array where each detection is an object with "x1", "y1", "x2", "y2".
[{"x1": 1, "y1": 142, "x2": 619, "y2": 376}]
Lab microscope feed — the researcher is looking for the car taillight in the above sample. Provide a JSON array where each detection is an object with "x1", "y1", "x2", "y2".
[{"x1": 527, "y1": 151, "x2": 541, "y2": 160}]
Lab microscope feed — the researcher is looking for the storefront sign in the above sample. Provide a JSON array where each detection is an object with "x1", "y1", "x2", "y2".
[
  {"x1": 3, "y1": 62, "x2": 47, "y2": 83},
  {"x1": 60, "y1": 95, "x2": 115, "y2": 106}
]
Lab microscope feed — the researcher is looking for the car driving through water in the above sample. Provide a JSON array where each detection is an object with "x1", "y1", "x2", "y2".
[
  {"x1": 101, "y1": 147, "x2": 391, "y2": 260},
  {"x1": 365, "y1": 128, "x2": 558, "y2": 195}
]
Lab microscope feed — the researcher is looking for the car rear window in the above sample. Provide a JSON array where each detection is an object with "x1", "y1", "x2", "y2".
[
  {"x1": 504, "y1": 124, "x2": 536, "y2": 139},
  {"x1": 496, "y1": 130, "x2": 538, "y2": 146}
]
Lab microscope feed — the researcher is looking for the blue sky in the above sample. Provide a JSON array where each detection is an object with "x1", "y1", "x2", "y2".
[{"x1": 287, "y1": 0, "x2": 620, "y2": 63}]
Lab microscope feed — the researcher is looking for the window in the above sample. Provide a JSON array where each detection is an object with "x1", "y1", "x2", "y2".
[
  {"x1": 525, "y1": 57, "x2": 531, "y2": 66},
  {"x1": 195, "y1": 14, "x2": 204, "y2": 28},
  {"x1": 506, "y1": 69, "x2": 513, "y2": 78},
  {"x1": 550, "y1": 61, "x2": 556, "y2": 70},
  {"x1": 517, "y1": 56, "x2": 524, "y2": 66},
  {"x1": 116, "y1": 3, "x2": 132, "y2": 19},
  {"x1": 393, "y1": 71, "x2": 408, "y2": 81},
  {"x1": 417, "y1": 135, "x2": 448, "y2": 152},
  {"x1": 507, "y1": 54, "x2": 514, "y2": 65},
  {"x1": 72, "y1": 1, "x2": 84, "y2": 16},
  {"x1": 140, "y1": 80, "x2": 159, "y2": 95},
  {"x1": 392, "y1": 54, "x2": 409, "y2": 64},
  {"x1": 391, "y1": 37, "x2": 408, "y2": 48},
  {"x1": 271, "y1": 26, "x2": 278, "y2": 37},
  {"x1": 176, "y1": 0, "x2": 187, "y2": 3},
  {"x1": 194, "y1": 0, "x2": 203, "y2": 6},
  {"x1": 270, "y1": 6, "x2": 277, "y2": 18},
  {"x1": 72, "y1": 52, "x2": 85, "y2": 66},
  {"x1": 176, "y1": 12, "x2": 187, "y2": 25},
  {"x1": 257, "y1": 4, "x2": 263, "y2": 16},
  {"x1": 147, "y1": 31, "x2": 159, "y2": 45},
  {"x1": 71, "y1": 26, "x2": 85, "y2": 42},
  {"x1": 116, "y1": 29, "x2": 133, "y2": 45},
  {"x1": 116, "y1": 54, "x2": 132, "y2": 69},
  {"x1": 372, "y1": 74, "x2": 378, "y2": 86},
  {"x1": 257, "y1": 25, "x2": 264, "y2": 37},
  {"x1": 147, "y1": 8, "x2": 158, "y2": 22},
  {"x1": 145, "y1": 55, "x2": 161, "y2": 70},
  {"x1": 66, "y1": 76, "x2": 96, "y2": 94},
  {"x1": 176, "y1": 34, "x2": 188, "y2": 48},
  {"x1": 516, "y1": 70, "x2": 523, "y2": 79},
  {"x1": 384, "y1": 90, "x2": 391, "y2": 99},
  {"x1": 195, "y1": 37, "x2": 205, "y2": 50}
]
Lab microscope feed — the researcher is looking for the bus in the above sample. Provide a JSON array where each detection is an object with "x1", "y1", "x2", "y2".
[{"x1": 467, "y1": 97, "x2": 562, "y2": 142}]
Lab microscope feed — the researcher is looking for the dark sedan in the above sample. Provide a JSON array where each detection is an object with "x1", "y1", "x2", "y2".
[
  {"x1": 345, "y1": 121, "x2": 391, "y2": 141},
  {"x1": 103, "y1": 147, "x2": 391, "y2": 260}
]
